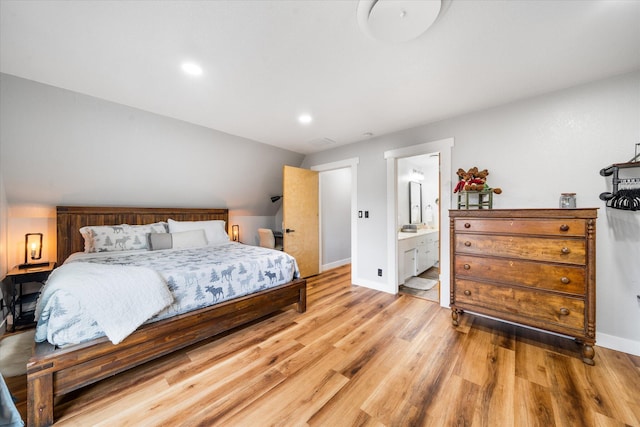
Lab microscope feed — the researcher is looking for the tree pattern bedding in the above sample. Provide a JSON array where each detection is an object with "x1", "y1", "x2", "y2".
[{"x1": 35, "y1": 242, "x2": 300, "y2": 347}]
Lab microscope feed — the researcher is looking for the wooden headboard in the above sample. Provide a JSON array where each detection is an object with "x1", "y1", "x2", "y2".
[{"x1": 56, "y1": 206, "x2": 229, "y2": 264}]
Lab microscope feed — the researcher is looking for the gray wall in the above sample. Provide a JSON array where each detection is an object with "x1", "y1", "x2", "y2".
[
  {"x1": 0, "y1": 153, "x2": 7, "y2": 277},
  {"x1": 320, "y1": 168, "x2": 351, "y2": 269},
  {"x1": 0, "y1": 73, "x2": 305, "y2": 265},
  {"x1": 0, "y1": 159, "x2": 7, "y2": 333},
  {"x1": 2, "y1": 70, "x2": 639, "y2": 355},
  {"x1": 0, "y1": 74, "x2": 304, "y2": 214},
  {"x1": 303, "y1": 71, "x2": 640, "y2": 355}
]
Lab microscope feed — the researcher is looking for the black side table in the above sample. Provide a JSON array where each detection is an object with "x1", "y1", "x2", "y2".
[
  {"x1": 5, "y1": 262, "x2": 56, "y2": 331},
  {"x1": 273, "y1": 231, "x2": 284, "y2": 251}
]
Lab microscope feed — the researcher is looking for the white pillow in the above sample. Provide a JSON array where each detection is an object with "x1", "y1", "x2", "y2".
[
  {"x1": 171, "y1": 229, "x2": 208, "y2": 249},
  {"x1": 167, "y1": 219, "x2": 229, "y2": 245}
]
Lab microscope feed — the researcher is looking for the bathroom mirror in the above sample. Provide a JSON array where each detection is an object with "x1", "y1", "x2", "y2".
[{"x1": 409, "y1": 181, "x2": 422, "y2": 224}]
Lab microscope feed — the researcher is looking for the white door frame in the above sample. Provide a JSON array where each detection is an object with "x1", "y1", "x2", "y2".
[
  {"x1": 384, "y1": 138, "x2": 454, "y2": 307},
  {"x1": 312, "y1": 157, "x2": 359, "y2": 284}
]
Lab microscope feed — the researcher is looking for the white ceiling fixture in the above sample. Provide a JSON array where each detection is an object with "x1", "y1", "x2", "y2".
[
  {"x1": 298, "y1": 114, "x2": 313, "y2": 125},
  {"x1": 181, "y1": 62, "x2": 203, "y2": 76},
  {"x1": 357, "y1": 0, "x2": 442, "y2": 42}
]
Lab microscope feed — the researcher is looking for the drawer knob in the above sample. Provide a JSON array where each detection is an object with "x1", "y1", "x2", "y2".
[
  {"x1": 559, "y1": 308, "x2": 570, "y2": 316},
  {"x1": 463, "y1": 264, "x2": 471, "y2": 270},
  {"x1": 464, "y1": 290, "x2": 471, "y2": 296},
  {"x1": 560, "y1": 224, "x2": 570, "y2": 232},
  {"x1": 561, "y1": 277, "x2": 570, "y2": 284},
  {"x1": 464, "y1": 241, "x2": 471, "y2": 247},
  {"x1": 464, "y1": 223, "x2": 471, "y2": 229},
  {"x1": 561, "y1": 247, "x2": 571, "y2": 254}
]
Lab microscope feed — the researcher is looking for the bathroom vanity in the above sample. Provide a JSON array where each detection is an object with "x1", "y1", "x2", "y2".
[{"x1": 398, "y1": 228, "x2": 439, "y2": 284}]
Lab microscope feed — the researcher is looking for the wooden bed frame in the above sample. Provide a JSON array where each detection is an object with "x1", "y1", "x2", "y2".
[{"x1": 27, "y1": 206, "x2": 307, "y2": 427}]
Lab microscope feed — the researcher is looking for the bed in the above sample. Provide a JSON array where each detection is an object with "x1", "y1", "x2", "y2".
[{"x1": 26, "y1": 206, "x2": 307, "y2": 427}]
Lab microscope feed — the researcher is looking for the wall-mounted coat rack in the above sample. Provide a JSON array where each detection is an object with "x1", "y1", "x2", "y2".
[{"x1": 599, "y1": 143, "x2": 640, "y2": 211}]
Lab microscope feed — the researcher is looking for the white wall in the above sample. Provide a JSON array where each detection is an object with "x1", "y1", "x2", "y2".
[
  {"x1": 397, "y1": 154, "x2": 439, "y2": 229},
  {"x1": 422, "y1": 155, "x2": 439, "y2": 231},
  {"x1": 303, "y1": 71, "x2": 640, "y2": 356}
]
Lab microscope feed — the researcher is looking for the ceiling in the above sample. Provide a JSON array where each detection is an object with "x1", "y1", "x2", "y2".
[{"x1": 1, "y1": 0, "x2": 639, "y2": 155}]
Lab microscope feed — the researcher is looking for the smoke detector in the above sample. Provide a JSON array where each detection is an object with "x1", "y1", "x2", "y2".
[{"x1": 357, "y1": 0, "x2": 442, "y2": 43}]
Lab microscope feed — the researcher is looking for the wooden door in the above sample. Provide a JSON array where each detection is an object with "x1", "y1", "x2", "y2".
[{"x1": 283, "y1": 165, "x2": 319, "y2": 278}]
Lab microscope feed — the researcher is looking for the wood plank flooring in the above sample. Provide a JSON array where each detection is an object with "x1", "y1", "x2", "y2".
[{"x1": 5, "y1": 264, "x2": 640, "y2": 426}]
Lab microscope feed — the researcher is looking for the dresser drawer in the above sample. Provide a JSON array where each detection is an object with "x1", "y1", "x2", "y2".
[
  {"x1": 454, "y1": 279, "x2": 585, "y2": 330},
  {"x1": 454, "y1": 255, "x2": 586, "y2": 294},
  {"x1": 454, "y1": 218, "x2": 586, "y2": 237},
  {"x1": 454, "y1": 234, "x2": 586, "y2": 265}
]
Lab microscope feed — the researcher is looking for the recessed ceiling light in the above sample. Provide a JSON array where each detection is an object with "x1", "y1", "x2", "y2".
[
  {"x1": 181, "y1": 62, "x2": 203, "y2": 76},
  {"x1": 298, "y1": 114, "x2": 313, "y2": 124}
]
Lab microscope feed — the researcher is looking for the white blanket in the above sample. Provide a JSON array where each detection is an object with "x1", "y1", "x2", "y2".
[{"x1": 35, "y1": 263, "x2": 173, "y2": 345}]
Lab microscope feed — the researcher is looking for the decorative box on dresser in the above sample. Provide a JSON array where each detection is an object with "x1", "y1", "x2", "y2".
[{"x1": 449, "y1": 208, "x2": 598, "y2": 365}]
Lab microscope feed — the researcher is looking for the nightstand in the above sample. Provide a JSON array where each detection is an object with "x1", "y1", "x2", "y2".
[
  {"x1": 273, "y1": 231, "x2": 284, "y2": 251},
  {"x1": 6, "y1": 262, "x2": 56, "y2": 331}
]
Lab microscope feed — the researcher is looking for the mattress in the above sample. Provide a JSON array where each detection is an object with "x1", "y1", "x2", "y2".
[{"x1": 35, "y1": 242, "x2": 299, "y2": 347}]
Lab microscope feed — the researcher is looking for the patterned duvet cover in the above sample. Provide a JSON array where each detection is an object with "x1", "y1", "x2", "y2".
[{"x1": 35, "y1": 242, "x2": 300, "y2": 347}]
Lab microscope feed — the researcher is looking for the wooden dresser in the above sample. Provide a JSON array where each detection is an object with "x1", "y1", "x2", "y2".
[{"x1": 449, "y1": 208, "x2": 597, "y2": 364}]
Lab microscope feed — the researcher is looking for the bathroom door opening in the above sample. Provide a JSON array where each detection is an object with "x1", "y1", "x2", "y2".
[
  {"x1": 384, "y1": 137, "x2": 453, "y2": 307},
  {"x1": 397, "y1": 153, "x2": 441, "y2": 303}
]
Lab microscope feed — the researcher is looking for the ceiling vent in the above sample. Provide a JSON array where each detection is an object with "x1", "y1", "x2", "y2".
[{"x1": 307, "y1": 138, "x2": 337, "y2": 147}]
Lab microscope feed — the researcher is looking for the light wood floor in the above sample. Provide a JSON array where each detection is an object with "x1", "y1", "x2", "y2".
[{"x1": 6, "y1": 264, "x2": 640, "y2": 426}]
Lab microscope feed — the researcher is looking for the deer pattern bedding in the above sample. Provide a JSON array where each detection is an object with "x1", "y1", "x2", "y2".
[{"x1": 35, "y1": 242, "x2": 300, "y2": 347}]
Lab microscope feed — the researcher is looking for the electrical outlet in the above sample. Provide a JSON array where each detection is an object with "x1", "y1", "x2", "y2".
[
  {"x1": 377, "y1": 268, "x2": 382, "y2": 277},
  {"x1": 365, "y1": 211, "x2": 369, "y2": 218},
  {"x1": 358, "y1": 211, "x2": 363, "y2": 218}
]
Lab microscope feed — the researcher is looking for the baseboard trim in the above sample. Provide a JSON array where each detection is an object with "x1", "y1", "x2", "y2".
[
  {"x1": 321, "y1": 258, "x2": 351, "y2": 272},
  {"x1": 353, "y1": 277, "x2": 395, "y2": 294},
  {"x1": 596, "y1": 332, "x2": 640, "y2": 357}
]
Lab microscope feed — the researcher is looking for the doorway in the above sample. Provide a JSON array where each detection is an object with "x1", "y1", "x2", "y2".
[
  {"x1": 384, "y1": 138, "x2": 454, "y2": 307},
  {"x1": 319, "y1": 168, "x2": 352, "y2": 271},
  {"x1": 312, "y1": 158, "x2": 359, "y2": 283},
  {"x1": 397, "y1": 153, "x2": 440, "y2": 302}
]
